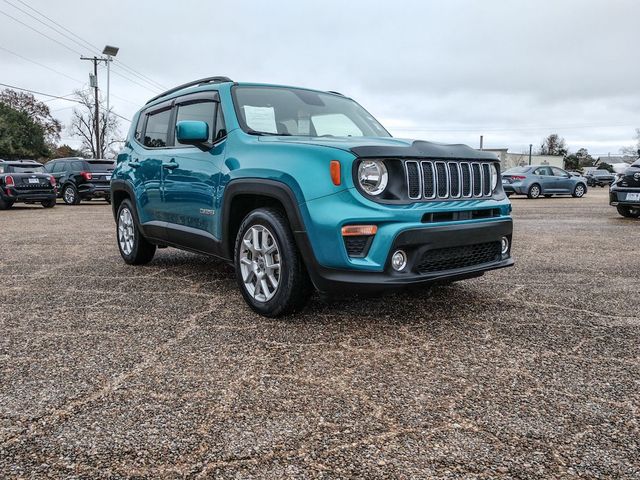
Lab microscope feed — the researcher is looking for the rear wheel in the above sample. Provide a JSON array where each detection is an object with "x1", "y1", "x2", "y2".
[
  {"x1": 116, "y1": 199, "x2": 156, "y2": 264},
  {"x1": 616, "y1": 205, "x2": 640, "y2": 218},
  {"x1": 41, "y1": 198, "x2": 56, "y2": 208},
  {"x1": 572, "y1": 183, "x2": 586, "y2": 198},
  {"x1": 62, "y1": 185, "x2": 80, "y2": 205},
  {"x1": 527, "y1": 183, "x2": 541, "y2": 199},
  {"x1": 234, "y1": 207, "x2": 312, "y2": 317}
]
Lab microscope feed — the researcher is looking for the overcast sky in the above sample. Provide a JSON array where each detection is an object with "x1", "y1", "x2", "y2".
[{"x1": 1, "y1": 0, "x2": 638, "y2": 156}]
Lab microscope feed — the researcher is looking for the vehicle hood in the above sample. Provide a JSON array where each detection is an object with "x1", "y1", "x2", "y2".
[{"x1": 257, "y1": 136, "x2": 498, "y2": 160}]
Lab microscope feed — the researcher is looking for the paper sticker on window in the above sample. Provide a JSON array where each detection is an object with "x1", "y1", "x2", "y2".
[{"x1": 243, "y1": 106, "x2": 277, "y2": 134}]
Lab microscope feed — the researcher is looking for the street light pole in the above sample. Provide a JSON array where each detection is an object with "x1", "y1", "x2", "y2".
[{"x1": 102, "y1": 46, "x2": 119, "y2": 158}]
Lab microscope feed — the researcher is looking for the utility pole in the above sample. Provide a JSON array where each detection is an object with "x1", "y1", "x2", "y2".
[
  {"x1": 529, "y1": 144, "x2": 533, "y2": 165},
  {"x1": 479, "y1": 135, "x2": 484, "y2": 150},
  {"x1": 81, "y1": 55, "x2": 110, "y2": 158}
]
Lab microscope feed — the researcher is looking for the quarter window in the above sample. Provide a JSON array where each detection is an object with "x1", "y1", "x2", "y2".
[
  {"x1": 215, "y1": 104, "x2": 226, "y2": 141},
  {"x1": 144, "y1": 109, "x2": 172, "y2": 148},
  {"x1": 174, "y1": 101, "x2": 215, "y2": 144}
]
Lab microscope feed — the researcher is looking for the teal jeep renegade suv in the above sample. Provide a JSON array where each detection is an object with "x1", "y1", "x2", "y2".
[{"x1": 111, "y1": 76, "x2": 514, "y2": 316}]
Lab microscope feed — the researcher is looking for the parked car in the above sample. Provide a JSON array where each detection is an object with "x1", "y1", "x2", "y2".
[
  {"x1": 0, "y1": 159, "x2": 57, "y2": 209},
  {"x1": 609, "y1": 159, "x2": 640, "y2": 218},
  {"x1": 501, "y1": 165, "x2": 587, "y2": 199},
  {"x1": 43, "y1": 158, "x2": 115, "y2": 204},
  {"x1": 584, "y1": 169, "x2": 615, "y2": 187},
  {"x1": 111, "y1": 77, "x2": 514, "y2": 316}
]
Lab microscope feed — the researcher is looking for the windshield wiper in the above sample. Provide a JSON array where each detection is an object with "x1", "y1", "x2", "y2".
[{"x1": 246, "y1": 129, "x2": 292, "y2": 137}]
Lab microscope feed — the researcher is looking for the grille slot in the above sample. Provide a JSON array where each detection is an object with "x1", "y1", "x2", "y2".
[
  {"x1": 448, "y1": 162, "x2": 461, "y2": 198},
  {"x1": 405, "y1": 161, "x2": 421, "y2": 199},
  {"x1": 472, "y1": 163, "x2": 482, "y2": 196},
  {"x1": 482, "y1": 163, "x2": 491, "y2": 196},
  {"x1": 435, "y1": 162, "x2": 448, "y2": 198},
  {"x1": 403, "y1": 160, "x2": 494, "y2": 200},
  {"x1": 415, "y1": 242, "x2": 502, "y2": 274}
]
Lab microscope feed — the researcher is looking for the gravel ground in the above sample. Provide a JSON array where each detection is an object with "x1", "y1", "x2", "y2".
[{"x1": 0, "y1": 189, "x2": 638, "y2": 479}]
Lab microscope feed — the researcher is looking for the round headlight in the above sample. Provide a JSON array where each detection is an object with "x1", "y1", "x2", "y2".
[
  {"x1": 490, "y1": 163, "x2": 498, "y2": 191},
  {"x1": 357, "y1": 160, "x2": 388, "y2": 196}
]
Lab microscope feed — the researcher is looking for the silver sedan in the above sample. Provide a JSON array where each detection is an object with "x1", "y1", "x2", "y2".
[{"x1": 502, "y1": 165, "x2": 588, "y2": 199}]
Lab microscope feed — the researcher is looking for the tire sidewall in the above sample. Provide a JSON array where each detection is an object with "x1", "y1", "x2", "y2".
[
  {"x1": 574, "y1": 183, "x2": 586, "y2": 198},
  {"x1": 234, "y1": 210, "x2": 295, "y2": 315},
  {"x1": 63, "y1": 185, "x2": 79, "y2": 205},
  {"x1": 529, "y1": 184, "x2": 541, "y2": 199},
  {"x1": 116, "y1": 200, "x2": 141, "y2": 264}
]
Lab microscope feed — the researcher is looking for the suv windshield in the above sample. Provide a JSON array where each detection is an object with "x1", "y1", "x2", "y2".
[
  {"x1": 87, "y1": 161, "x2": 115, "y2": 172},
  {"x1": 233, "y1": 86, "x2": 390, "y2": 138},
  {"x1": 7, "y1": 164, "x2": 45, "y2": 173}
]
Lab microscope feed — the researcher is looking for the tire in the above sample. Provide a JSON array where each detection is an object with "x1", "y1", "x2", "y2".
[
  {"x1": 41, "y1": 198, "x2": 56, "y2": 208},
  {"x1": 616, "y1": 205, "x2": 640, "y2": 218},
  {"x1": 116, "y1": 199, "x2": 156, "y2": 265},
  {"x1": 62, "y1": 185, "x2": 81, "y2": 205},
  {"x1": 572, "y1": 183, "x2": 586, "y2": 198},
  {"x1": 0, "y1": 197, "x2": 14, "y2": 210},
  {"x1": 105, "y1": 197, "x2": 111, "y2": 205},
  {"x1": 527, "y1": 183, "x2": 541, "y2": 199},
  {"x1": 234, "y1": 207, "x2": 312, "y2": 317}
]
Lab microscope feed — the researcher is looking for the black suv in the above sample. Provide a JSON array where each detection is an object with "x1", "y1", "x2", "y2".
[
  {"x1": 43, "y1": 158, "x2": 115, "y2": 205},
  {"x1": 610, "y1": 158, "x2": 640, "y2": 218},
  {"x1": 585, "y1": 169, "x2": 615, "y2": 187},
  {"x1": 0, "y1": 159, "x2": 57, "y2": 209}
]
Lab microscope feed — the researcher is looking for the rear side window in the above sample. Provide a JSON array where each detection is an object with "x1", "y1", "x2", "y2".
[
  {"x1": 70, "y1": 161, "x2": 85, "y2": 172},
  {"x1": 174, "y1": 101, "x2": 215, "y2": 144},
  {"x1": 144, "y1": 109, "x2": 172, "y2": 148},
  {"x1": 534, "y1": 167, "x2": 552, "y2": 175},
  {"x1": 87, "y1": 161, "x2": 115, "y2": 172}
]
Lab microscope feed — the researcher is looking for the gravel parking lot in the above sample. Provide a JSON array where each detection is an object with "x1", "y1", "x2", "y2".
[{"x1": 1, "y1": 189, "x2": 638, "y2": 479}]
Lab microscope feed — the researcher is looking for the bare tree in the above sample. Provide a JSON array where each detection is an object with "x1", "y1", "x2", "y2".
[
  {"x1": 539, "y1": 133, "x2": 568, "y2": 156},
  {"x1": 69, "y1": 89, "x2": 121, "y2": 159},
  {"x1": 619, "y1": 128, "x2": 640, "y2": 156}
]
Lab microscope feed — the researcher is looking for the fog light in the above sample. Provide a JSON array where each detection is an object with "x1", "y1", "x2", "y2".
[
  {"x1": 391, "y1": 250, "x2": 407, "y2": 271},
  {"x1": 501, "y1": 236, "x2": 509, "y2": 255}
]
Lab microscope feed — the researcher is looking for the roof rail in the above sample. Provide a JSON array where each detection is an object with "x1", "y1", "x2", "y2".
[{"x1": 146, "y1": 76, "x2": 233, "y2": 105}]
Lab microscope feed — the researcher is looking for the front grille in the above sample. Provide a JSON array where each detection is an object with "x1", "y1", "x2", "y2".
[
  {"x1": 404, "y1": 160, "x2": 494, "y2": 200},
  {"x1": 414, "y1": 242, "x2": 502, "y2": 274}
]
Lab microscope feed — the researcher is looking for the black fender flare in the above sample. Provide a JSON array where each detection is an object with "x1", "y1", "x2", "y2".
[
  {"x1": 220, "y1": 179, "x2": 308, "y2": 259},
  {"x1": 110, "y1": 179, "x2": 136, "y2": 221}
]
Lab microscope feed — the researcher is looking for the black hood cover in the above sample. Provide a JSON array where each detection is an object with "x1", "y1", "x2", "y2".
[{"x1": 350, "y1": 140, "x2": 499, "y2": 161}]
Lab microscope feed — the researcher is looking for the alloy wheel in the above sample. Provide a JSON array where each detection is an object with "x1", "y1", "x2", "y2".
[
  {"x1": 239, "y1": 225, "x2": 281, "y2": 302},
  {"x1": 575, "y1": 185, "x2": 585, "y2": 197},
  {"x1": 64, "y1": 187, "x2": 75, "y2": 204},
  {"x1": 118, "y1": 207, "x2": 135, "y2": 256}
]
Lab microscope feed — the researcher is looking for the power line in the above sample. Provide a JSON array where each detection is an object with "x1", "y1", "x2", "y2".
[
  {"x1": 6, "y1": 0, "x2": 168, "y2": 92},
  {"x1": 0, "y1": 82, "x2": 83, "y2": 103},
  {"x1": 0, "y1": 3, "x2": 162, "y2": 94},
  {"x1": 0, "y1": 44, "x2": 83, "y2": 85}
]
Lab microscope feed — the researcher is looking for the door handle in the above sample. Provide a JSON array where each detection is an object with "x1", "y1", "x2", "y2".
[{"x1": 162, "y1": 160, "x2": 179, "y2": 170}]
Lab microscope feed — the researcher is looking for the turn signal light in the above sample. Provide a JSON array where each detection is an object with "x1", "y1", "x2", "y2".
[
  {"x1": 81, "y1": 171, "x2": 93, "y2": 181},
  {"x1": 330, "y1": 160, "x2": 341, "y2": 186},
  {"x1": 341, "y1": 225, "x2": 378, "y2": 236}
]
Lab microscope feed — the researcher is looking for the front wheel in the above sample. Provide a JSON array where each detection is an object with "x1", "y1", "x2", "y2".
[
  {"x1": 572, "y1": 183, "x2": 586, "y2": 198},
  {"x1": 617, "y1": 205, "x2": 640, "y2": 218},
  {"x1": 41, "y1": 198, "x2": 56, "y2": 208},
  {"x1": 234, "y1": 208, "x2": 312, "y2": 317},
  {"x1": 527, "y1": 184, "x2": 541, "y2": 199},
  {"x1": 116, "y1": 199, "x2": 156, "y2": 264}
]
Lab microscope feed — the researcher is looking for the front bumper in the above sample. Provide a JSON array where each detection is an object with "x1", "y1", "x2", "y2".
[
  {"x1": 610, "y1": 187, "x2": 640, "y2": 207},
  {"x1": 300, "y1": 221, "x2": 513, "y2": 293},
  {"x1": 298, "y1": 189, "x2": 514, "y2": 293}
]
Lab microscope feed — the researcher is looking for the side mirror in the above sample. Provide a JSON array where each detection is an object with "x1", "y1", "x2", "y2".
[{"x1": 176, "y1": 120, "x2": 209, "y2": 144}]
